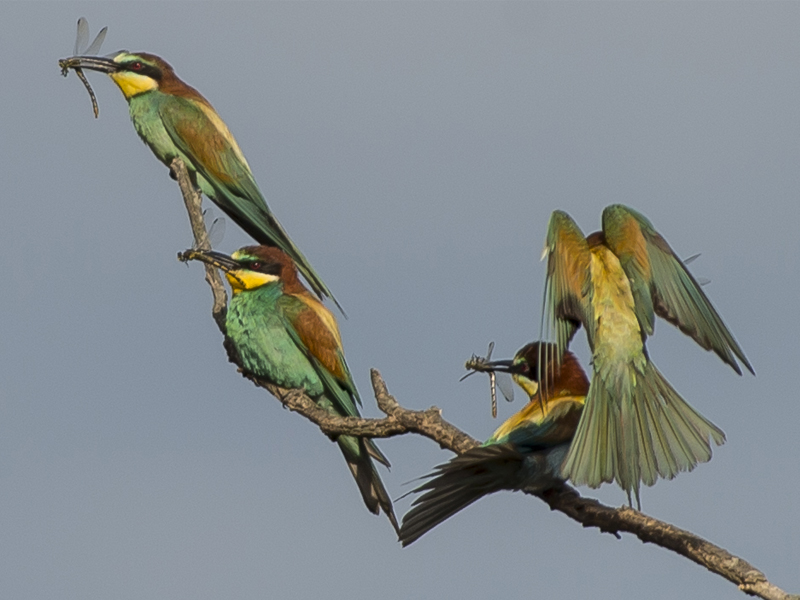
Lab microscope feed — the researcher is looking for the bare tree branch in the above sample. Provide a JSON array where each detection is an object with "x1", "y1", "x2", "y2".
[
  {"x1": 172, "y1": 157, "x2": 797, "y2": 600},
  {"x1": 172, "y1": 158, "x2": 227, "y2": 330}
]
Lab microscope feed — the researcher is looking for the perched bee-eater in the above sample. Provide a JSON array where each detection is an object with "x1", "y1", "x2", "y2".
[
  {"x1": 185, "y1": 245, "x2": 396, "y2": 531},
  {"x1": 399, "y1": 342, "x2": 587, "y2": 546},
  {"x1": 542, "y1": 204, "x2": 753, "y2": 506},
  {"x1": 64, "y1": 51, "x2": 339, "y2": 310}
]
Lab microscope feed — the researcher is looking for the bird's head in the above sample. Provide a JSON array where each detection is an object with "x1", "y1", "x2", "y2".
[
  {"x1": 64, "y1": 51, "x2": 187, "y2": 99},
  {"x1": 475, "y1": 342, "x2": 589, "y2": 401},
  {"x1": 184, "y1": 246, "x2": 302, "y2": 295}
]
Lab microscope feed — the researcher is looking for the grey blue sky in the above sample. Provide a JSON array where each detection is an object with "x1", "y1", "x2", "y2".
[{"x1": 1, "y1": 3, "x2": 798, "y2": 598}]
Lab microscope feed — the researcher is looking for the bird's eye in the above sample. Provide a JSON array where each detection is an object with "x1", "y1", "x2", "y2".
[
  {"x1": 131, "y1": 62, "x2": 143, "y2": 71},
  {"x1": 250, "y1": 262, "x2": 262, "y2": 270}
]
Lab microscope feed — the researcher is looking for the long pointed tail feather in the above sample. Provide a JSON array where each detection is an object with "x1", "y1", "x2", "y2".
[
  {"x1": 338, "y1": 435, "x2": 399, "y2": 534},
  {"x1": 561, "y1": 360, "x2": 725, "y2": 506},
  {"x1": 365, "y1": 438, "x2": 391, "y2": 468}
]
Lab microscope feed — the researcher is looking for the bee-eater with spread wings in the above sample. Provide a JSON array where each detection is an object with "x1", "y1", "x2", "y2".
[
  {"x1": 62, "y1": 50, "x2": 340, "y2": 311},
  {"x1": 183, "y1": 246, "x2": 396, "y2": 531},
  {"x1": 542, "y1": 204, "x2": 753, "y2": 506},
  {"x1": 399, "y1": 342, "x2": 587, "y2": 546}
]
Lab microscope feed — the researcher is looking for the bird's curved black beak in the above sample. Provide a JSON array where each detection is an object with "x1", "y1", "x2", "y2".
[
  {"x1": 475, "y1": 359, "x2": 520, "y2": 374},
  {"x1": 178, "y1": 249, "x2": 239, "y2": 273},
  {"x1": 59, "y1": 55, "x2": 119, "y2": 74}
]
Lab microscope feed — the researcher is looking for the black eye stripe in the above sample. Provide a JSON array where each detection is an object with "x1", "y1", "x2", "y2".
[
  {"x1": 124, "y1": 61, "x2": 161, "y2": 80},
  {"x1": 241, "y1": 260, "x2": 281, "y2": 276}
]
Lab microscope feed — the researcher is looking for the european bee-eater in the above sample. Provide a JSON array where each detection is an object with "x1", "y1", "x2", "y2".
[
  {"x1": 184, "y1": 245, "x2": 396, "y2": 531},
  {"x1": 542, "y1": 204, "x2": 753, "y2": 506},
  {"x1": 398, "y1": 342, "x2": 587, "y2": 546},
  {"x1": 63, "y1": 50, "x2": 340, "y2": 311}
]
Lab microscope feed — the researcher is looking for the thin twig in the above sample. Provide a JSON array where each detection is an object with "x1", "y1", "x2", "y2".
[
  {"x1": 172, "y1": 158, "x2": 227, "y2": 330},
  {"x1": 172, "y1": 159, "x2": 796, "y2": 600}
]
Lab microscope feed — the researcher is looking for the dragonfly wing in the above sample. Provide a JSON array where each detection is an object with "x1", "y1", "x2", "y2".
[
  {"x1": 74, "y1": 18, "x2": 89, "y2": 55},
  {"x1": 85, "y1": 26, "x2": 108, "y2": 56}
]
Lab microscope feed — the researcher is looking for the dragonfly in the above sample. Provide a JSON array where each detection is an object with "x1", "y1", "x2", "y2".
[
  {"x1": 196, "y1": 207, "x2": 227, "y2": 251},
  {"x1": 177, "y1": 207, "x2": 227, "y2": 263},
  {"x1": 59, "y1": 18, "x2": 108, "y2": 118},
  {"x1": 461, "y1": 341, "x2": 515, "y2": 418}
]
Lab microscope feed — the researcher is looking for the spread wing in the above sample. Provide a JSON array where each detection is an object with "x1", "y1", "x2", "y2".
[
  {"x1": 602, "y1": 204, "x2": 753, "y2": 375},
  {"x1": 543, "y1": 211, "x2": 594, "y2": 363}
]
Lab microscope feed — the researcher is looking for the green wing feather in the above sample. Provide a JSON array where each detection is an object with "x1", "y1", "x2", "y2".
[
  {"x1": 274, "y1": 293, "x2": 397, "y2": 529},
  {"x1": 158, "y1": 97, "x2": 278, "y2": 230},
  {"x1": 276, "y1": 294, "x2": 390, "y2": 467},
  {"x1": 543, "y1": 211, "x2": 594, "y2": 363},
  {"x1": 275, "y1": 294, "x2": 358, "y2": 416},
  {"x1": 602, "y1": 205, "x2": 753, "y2": 375},
  {"x1": 600, "y1": 204, "x2": 656, "y2": 336},
  {"x1": 158, "y1": 97, "x2": 338, "y2": 309}
]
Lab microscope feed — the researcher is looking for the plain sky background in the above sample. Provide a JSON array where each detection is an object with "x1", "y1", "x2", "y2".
[{"x1": 1, "y1": 2, "x2": 798, "y2": 599}]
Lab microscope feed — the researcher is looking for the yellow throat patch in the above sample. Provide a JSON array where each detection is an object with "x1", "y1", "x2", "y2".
[
  {"x1": 225, "y1": 270, "x2": 278, "y2": 294},
  {"x1": 512, "y1": 374, "x2": 539, "y2": 399},
  {"x1": 109, "y1": 71, "x2": 158, "y2": 98}
]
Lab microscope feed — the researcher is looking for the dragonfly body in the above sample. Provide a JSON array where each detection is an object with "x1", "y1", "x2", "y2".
[{"x1": 59, "y1": 18, "x2": 107, "y2": 117}]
